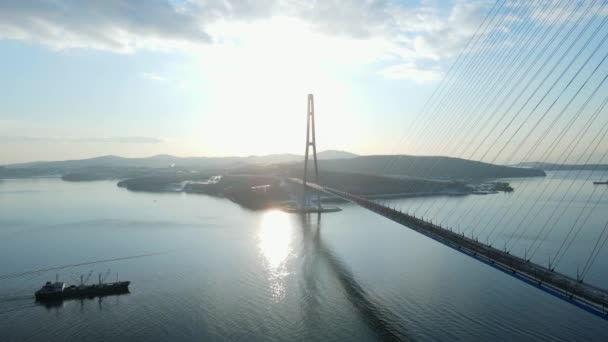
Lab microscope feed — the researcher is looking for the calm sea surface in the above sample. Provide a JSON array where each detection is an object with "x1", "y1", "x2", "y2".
[{"x1": 1, "y1": 172, "x2": 607, "y2": 341}]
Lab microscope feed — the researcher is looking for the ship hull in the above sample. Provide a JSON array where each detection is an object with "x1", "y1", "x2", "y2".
[{"x1": 35, "y1": 281, "x2": 130, "y2": 301}]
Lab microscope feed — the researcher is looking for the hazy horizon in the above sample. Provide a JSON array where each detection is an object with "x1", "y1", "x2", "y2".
[{"x1": 0, "y1": 149, "x2": 360, "y2": 166}]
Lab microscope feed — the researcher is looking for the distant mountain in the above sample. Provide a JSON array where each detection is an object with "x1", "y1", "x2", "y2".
[
  {"x1": 316, "y1": 150, "x2": 359, "y2": 160},
  {"x1": 299, "y1": 155, "x2": 545, "y2": 180},
  {"x1": 7, "y1": 155, "x2": 238, "y2": 170},
  {"x1": 1, "y1": 151, "x2": 359, "y2": 174},
  {"x1": 1, "y1": 152, "x2": 543, "y2": 181}
]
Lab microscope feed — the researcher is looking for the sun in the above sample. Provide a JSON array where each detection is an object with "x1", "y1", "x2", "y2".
[{"x1": 189, "y1": 16, "x2": 360, "y2": 156}]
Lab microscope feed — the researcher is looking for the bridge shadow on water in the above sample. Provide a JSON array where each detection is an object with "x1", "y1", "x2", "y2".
[{"x1": 297, "y1": 213, "x2": 412, "y2": 342}]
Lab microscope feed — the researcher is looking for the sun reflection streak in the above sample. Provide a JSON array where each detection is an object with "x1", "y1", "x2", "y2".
[{"x1": 258, "y1": 210, "x2": 293, "y2": 302}]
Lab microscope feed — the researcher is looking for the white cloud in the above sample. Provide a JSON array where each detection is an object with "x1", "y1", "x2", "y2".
[
  {"x1": 382, "y1": 62, "x2": 442, "y2": 81},
  {"x1": 408, "y1": 0, "x2": 494, "y2": 60},
  {"x1": 0, "y1": 0, "x2": 500, "y2": 81},
  {"x1": 0, "y1": 0, "x2": 211, "y2": 53},
  {"x1": 140, "y1": 72, "x2": 167, "y2": 82},
  {"x1": 528, "y1": 0, "x2": 594, "y2": 25}
]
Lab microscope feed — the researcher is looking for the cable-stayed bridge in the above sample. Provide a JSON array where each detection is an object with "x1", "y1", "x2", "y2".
[
  {"x1": 290, "y1": 0, "x2": 608, "y2": 321},
  {"x1": 290, "y1": 178, "x2": 608, "y2": 319}
]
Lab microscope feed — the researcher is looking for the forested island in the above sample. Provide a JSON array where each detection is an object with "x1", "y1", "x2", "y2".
[{"x1": 1, "y1": 152, "x2": 544, "y2": 210}]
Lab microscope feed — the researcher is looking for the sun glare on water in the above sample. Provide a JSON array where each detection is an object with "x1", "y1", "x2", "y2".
[
  {"x1": 258, "y1": 210, "x2": 293, "y2": 269},
  {"x1": 258, "y1": 210, "x2": 294, "y2": 302}
]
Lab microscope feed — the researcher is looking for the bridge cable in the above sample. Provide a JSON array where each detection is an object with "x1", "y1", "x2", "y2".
[
  {"x1": 581, "y1": 219, "x2": 608, "y2": 279},
  {"x1": 417, "y1": 0, "x2": 565, "y2": 167},
  {"x1": 511, "y1": 86, "x2": 608, "y2": 254},
  {"x1": 418, "y1": 0, "x2": 584, "y2": 221},
  {"x1": 486, "y1": 16, "x2": 606, "y2": 247},
  {"x1": 526, "y1": 109, "x2": 608, "y2": 261},
  {"x1": 380, "y1": 1, "x2": 510, "y2": 187},
  {"x1": 503, "y1": 70, "x2": 608, "y2": 252},
  {"x1": 381, "y1": 0, "x2": 506, "y2": 162},
  {"x1": 553, "y1": 167, "x2": 608, "y2": 268},
  {"x1": 398, "y1": 1, "x2": 552, "y2": 215},
  {"x1": 408, "y1": 1, "x2": 570, "y2": 215},
  {"x1": 554, "y1": 179, "x2": 608, "y2": 269},
  {"x1": 379, "y1": 0, "x2": 515, "y2": 205},
  {"x1": 379, "y1": 0, "x2": 504, "y2": 177},
  {"x1": 414, "y1": 3, "x2": 580, "y2": 222},
  {"x1": 453, "y1": 8, "x2": 608, "y2": 239},
  {"x1": 487, "y1": 35, "x2": 608, "y2": 247},
  {"x1": 398, "y1": 1, "x2": 526, "y2": 164}
]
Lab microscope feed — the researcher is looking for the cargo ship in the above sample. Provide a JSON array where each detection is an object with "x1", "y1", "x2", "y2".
[
  {"x1": 593, "y1": 181, "x2": 608, "y2": 185},
  {"x1": 35, "y1": 274, "x2": 130, "y2": 301}
]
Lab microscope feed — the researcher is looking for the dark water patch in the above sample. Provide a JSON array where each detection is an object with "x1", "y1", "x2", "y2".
[
  {"x1": 0, "y1": 303, "x2": 37, "y2": 315},
  {"x1": 0, "y1": 294, "x2": 33, "y2": 303}
]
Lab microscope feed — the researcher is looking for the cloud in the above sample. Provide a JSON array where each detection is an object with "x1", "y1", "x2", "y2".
[
  {"x1": 289, "y1": 0, "x2": 394, "y2": 38},
  {"x1": 407, "y1": 0, "x2": 495, "y2": 60},
  {"x1": 140, "y1": 72, "x2": 167, "y2": 81},
  {"x1": 0, "y1": 0, "x2": 211, "y2": 53},
  {"x1": 0, "y1": 0, "x2": 500, "y2": 81},
  {"x1": 0, "y1": 136, "x2": 164, "y2": 144},
  {"x1": 382, "y1": 62, "x2": 442, "y2": 81}
]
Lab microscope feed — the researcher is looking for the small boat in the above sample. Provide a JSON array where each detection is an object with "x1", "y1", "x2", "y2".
[{"x1": 593, "y1": 181, "x2": 608, "y2": 185}]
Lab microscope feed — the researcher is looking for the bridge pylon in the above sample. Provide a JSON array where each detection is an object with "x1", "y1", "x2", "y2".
[
  {"x1": 302, "y1": 94, "x2": 321, "y2": 211},
  {"x1": 283, "y1": 94, "x2": 340, "y2": 213}
]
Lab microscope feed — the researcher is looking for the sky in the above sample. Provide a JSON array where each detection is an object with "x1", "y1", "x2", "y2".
[
  {"x1": 0, "y1": 0, "x2": 496, "y2": 164},
  {"x1": 0, "y1": 0, "x2": 605, "y2": 165}
]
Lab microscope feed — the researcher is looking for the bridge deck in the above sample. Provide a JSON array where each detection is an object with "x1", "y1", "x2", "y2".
[{"x1": 290, "y1": 179, "x2": 608, "y2": 320}]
